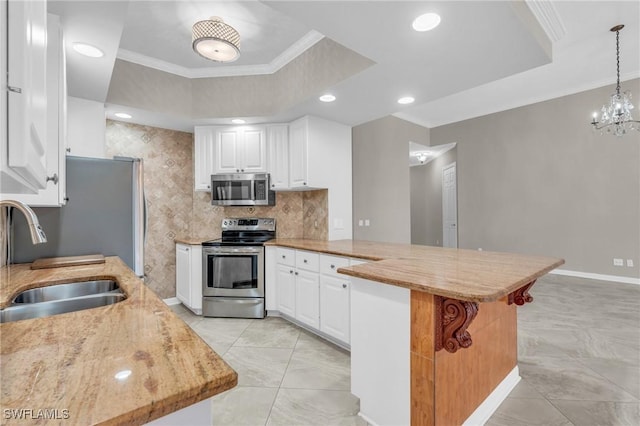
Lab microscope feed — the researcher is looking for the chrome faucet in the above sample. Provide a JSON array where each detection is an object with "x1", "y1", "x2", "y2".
[{"x1": 0, "y1": 200, "x2": 47, "y2": 244}]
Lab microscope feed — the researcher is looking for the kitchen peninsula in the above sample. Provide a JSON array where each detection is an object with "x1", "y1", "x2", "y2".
[
  {"x1": 0, "y1": 257, "x2": 237, "y2": 425},
  {"x1": 265, "y1": 239, "x2": 564, "y2": 425}
]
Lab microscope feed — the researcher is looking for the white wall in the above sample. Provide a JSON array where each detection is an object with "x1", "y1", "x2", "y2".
[{"x1": 67, "y1": 96, "x2": 106, "y2": 158}]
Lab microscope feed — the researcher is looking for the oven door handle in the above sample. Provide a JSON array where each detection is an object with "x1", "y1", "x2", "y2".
[{"x1": 204, "y1": 247, "x2": 262, "y2": 255}]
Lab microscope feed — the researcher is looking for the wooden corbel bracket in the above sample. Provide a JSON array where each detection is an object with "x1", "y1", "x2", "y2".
[
  {"x1": 435, "y1": 297, "x2": 479, "y2": 353},
  {"x1": 508, "y1": 280, "x2": 536, "y2": 306}
]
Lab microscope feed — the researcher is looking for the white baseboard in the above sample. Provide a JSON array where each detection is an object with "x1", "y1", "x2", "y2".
[
  {"x1": 550, "y1": 268, "x2": 640, "y2": 286},
  {"x1": 462, "y1": 366, "x2": 520, "y2": 426},
  {"x1": 357, "y1": 412, "x2": 379, "y2": 426},
  {"x1": 163, "y1": 297, "x2": 181, "y2": 306}
]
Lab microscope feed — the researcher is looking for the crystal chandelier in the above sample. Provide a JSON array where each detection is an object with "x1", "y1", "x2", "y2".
[{"x1": 590, "y1": 25, "x2": 639, "y2": 137}]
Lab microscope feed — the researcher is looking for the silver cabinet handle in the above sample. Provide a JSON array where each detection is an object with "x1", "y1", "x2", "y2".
[
  {"x1": 46, "y1": 174, "x2": 59, "y2": 185},
  {"x1": 241, "y1": 169, "x2": 244, "y2": 172},
  {"x1": 295, "y1": 271, "x2": 298, "y2": 275},
  {"x1": 342, "y1": 283, "x2": 347, "y2": 289},
  {"x1": 66, "y1": 147, "x2": 71, "y2": 153},
  {"x1": 330, "y1": 264, "x2": 335, "y2": 269},
  {"x1": 7, "y1": 86, "x2": 22, "y2": 93},
  {"x1": 282, "y1": 255, "x2": 286, "y2": 259},
  {"x1": 186, "y1": 247, "x2": 189, "y2": 251},
  {"x1": 303, "y1": 259, "x2": 308, "y2": 263},
  {"x1": 289, "y1": 270, "x2": 293, "y2": 274}
]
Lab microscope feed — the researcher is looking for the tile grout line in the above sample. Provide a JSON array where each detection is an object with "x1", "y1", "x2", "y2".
[{"x1": 264, "y1": 328, "x2": 302, "y2": 425}]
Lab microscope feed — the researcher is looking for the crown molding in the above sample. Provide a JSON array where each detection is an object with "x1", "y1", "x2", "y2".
[
  {"x1": 116, "y1": 30, "x2": 324, "y2": 79},
  {"x1": 525, "y1": 0, "x2": 566, "y2": 43}
]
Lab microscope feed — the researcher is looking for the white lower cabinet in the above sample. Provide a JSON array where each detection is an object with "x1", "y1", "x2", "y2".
[
  {"x1": 295, "y1": 269, "x2": 320, "y2": 329},
  {"x1": 175, "y1": 243, "x2": 202, "y2": 315},
  {"x1": 320, "y1": 275, "x2": 350, "y2": 343},
  {"x1": 266, "y1": 247, "x2": 361, "y2": 347},
  {"x1": 275, "y1": 264, "x2": 296, "y2": 317}
]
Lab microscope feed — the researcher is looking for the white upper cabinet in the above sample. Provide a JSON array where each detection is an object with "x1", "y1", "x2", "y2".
[
  {"x1": 193, "y1": 126, "x2": 215, "y2": 191},
  {"x1": 2, "y1": 7, "x2": 68, "y2": 206},
  {"x1": 288, "y1": 118, "x2": 308, "y2": 188},
  {"x1": 1, "y1": 0, "x2": 49, "y2": 195},
  {"x1": 267, "y1": 125, "x2": 289, "y2": 190},
  {"x1": 213, "y1": 126, "x2": 267, "y2": 174}
]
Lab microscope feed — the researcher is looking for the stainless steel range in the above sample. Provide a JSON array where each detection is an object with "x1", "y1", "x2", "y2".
[{"x1": 202, "y1": 218, "x2": 276, "y2": 318}]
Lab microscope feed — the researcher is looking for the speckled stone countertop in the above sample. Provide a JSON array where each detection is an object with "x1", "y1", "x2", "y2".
[
  {"x1": 174, "y1": 236, "x2": 218, "y2": 245},
  {"x1": 265, "y1": 239, "x2": 564, "y2": 302},
  {"x1": 0, "y1": 257, "x2": 237, "y2": 425}
]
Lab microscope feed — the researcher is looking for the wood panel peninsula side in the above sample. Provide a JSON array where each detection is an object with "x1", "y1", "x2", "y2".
[{"x1": 265, "y1": 239, "x2": 564, "y2": 425}]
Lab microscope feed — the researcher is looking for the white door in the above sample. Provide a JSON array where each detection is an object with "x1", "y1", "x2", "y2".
[
  {"x1": 288, "y1": 119, "x2": 308, "y2": 188},
  {"x1": 175, "y1": 244, "x2": 192, "y2": 306},
  {"x1": 214, "y1": 128, "x2": 240, "y2": 173},
  {"x1": 276, "y1": 264, "x2": 296, "y2": 317},
  {"x1": 267, "y1": 125, "x2": 289, "y2": 189},
  {"x1": 241, "y1": 127, "x2": 266, "y2": 172},
  {"x1": 442, "y1": 162, "x2": 458, "y2": 248},
  {"x1": 320, "y1": 275, "x2": 350, "y2": 344},
  {"x1": 295, "y1": 269, "x2": 320, "y2": 328}
]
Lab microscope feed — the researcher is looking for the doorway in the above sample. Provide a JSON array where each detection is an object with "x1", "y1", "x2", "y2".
[{"x1": 442, "y1": 162, "x2": 458, "y2": 248}]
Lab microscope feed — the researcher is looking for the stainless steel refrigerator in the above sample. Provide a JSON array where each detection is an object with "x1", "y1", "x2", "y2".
[{"x1": 11, "y1": 156, "x2": 145, "y2": 276}]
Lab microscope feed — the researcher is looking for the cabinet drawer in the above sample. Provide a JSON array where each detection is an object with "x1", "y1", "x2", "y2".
[
  {"x1": 320, "y1": 254, "x2": 350, "y2": 276},
  {"x1": 276, "y1": 247, "x2": 296, "y2": 266},
  {"x1": 296, "y1": 250, "x2": 319, "y2": 272}
]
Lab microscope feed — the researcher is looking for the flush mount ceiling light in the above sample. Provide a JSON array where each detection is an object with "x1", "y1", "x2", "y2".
[
  {"x1": 192, "y1": 16, "x2": 240, "y2": 62},
  {"x1": 398, "y1": 96, "x2": 415, "y2": 105},
  {"x1": 413, "y1": 151, "x2": 432, "y2": 163},
  {"x1": 72, "y1": 42, "x2": 104, "y2": 58},
  {"x1": 412, "y1": 13, "x2": 441, "y2": 32},
  {"x1": 114, "y1": 112, "x2": 132, "y2": 119},
  {"x1": 231, "y1": 118, "x2": 246, "y2": 124},
  {"x1": 319, "y1": 94, "x2": 336, "y2": 103},
  {"x1": 590, "y1": 24, "x2": 639, "y2": 137}
]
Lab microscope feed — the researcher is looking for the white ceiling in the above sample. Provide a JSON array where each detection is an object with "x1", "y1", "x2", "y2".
[{"x1": 49, "y1": 1, "x2": 640, "y2": 132}]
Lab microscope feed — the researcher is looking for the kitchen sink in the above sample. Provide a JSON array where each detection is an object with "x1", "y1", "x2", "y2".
[
  {"x1": 1, "y1": 280, "x2": 126, "y2": 323},
  {"x1": 11, "y1": 280, "x2": 120, "y2": 304}
]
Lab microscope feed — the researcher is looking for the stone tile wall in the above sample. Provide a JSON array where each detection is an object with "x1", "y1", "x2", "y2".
[{"x1": 105, "y1": 120, "x2": 328, "y2": 299}]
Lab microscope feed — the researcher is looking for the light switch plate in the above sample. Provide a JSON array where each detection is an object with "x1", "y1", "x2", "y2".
[
  {"x1": 613, "y1": 258, "x2": 624, "y2": 266},
  {"x1": 627, "y1": 259, "x2": 634, "y2": 267}
]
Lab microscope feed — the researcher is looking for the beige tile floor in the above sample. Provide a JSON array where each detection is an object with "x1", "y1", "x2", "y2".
[{"x1": 171, "y1": 274, "x2": 640, "y2": 425}]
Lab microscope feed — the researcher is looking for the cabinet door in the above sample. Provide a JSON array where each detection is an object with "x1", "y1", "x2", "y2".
[
  {"x1": 320, "y1": 275, "x2": 350, "y2": 344},
  {"x1": 214, "y1": 128, "x2": 240, "y2": 173},
  {"x1": 194, "y1": 127, "x2": 215, "y2": 191},
  {"x1": 295, "y1": 269, "x2": 320, "y2": 329},
  {"x1": 267, "y1": 125, "x2": 289, "y2": 189},
  {"x1": 241, "y1": 126, "x2": 266, "y2": 172},
  {"x1": 2, "y1": 13, "x2": 65, "y2": 205},
  {"x1": 176, "y1": 244, "x2": 192, "y2": 306},
  {"x1": 6, "y1": 0, "x2": 48, "y2": 190},
  {"x1": 276, "y1": 264, "x2": 296, "y2": 317},
  {"x1": 288, "y1": 118, "x2": 308, "y2": 188}
]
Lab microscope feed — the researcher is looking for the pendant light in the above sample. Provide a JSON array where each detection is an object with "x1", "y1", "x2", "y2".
[
  {"x1": 192, "y1": 16, "x2": 240, "y2": 62},
  {"x1": 590, "y1": 25, "x2": 639, "y2": 137}
]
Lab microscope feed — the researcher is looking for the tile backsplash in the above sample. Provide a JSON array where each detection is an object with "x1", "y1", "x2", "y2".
[{"x1": 105, "y1": 120, "x2": 328, "y2": 299}]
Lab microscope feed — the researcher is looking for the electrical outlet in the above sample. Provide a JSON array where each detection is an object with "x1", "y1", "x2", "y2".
[
  {"x1": 358, "y1": 219, "x2": 363, "y2": 226},
  {"x1": 627, "y1": 259, "x2": 635, "y2": 267},
  {"x1": 613, "y1": 258, "x2": 624, "y2": 266},
  {"x1": 364, "y1": 219, "x2": 370, "y2": 227}
]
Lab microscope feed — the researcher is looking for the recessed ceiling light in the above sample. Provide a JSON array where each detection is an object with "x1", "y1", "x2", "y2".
[
  {"x1": 231, "y1": 119, "x2": 246, "y2": 124},
  {"x1": 319, "y1": 94, "x2": 336, "y2": 103},
  {"x1": 412, "y1": 13, "x2": 441, "y2": 32},
  {"x1": 72, "y1": 42, "x2": 104, "y2": 58},
  {"x1": 398, "y1": 96, "x2": 415, "y2": 105},
  {"x1": 114, "y1": 112, "x2": 132, "y2": 119}
]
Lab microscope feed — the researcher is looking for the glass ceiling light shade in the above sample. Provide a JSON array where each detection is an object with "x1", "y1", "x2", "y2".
[
  {"x1": 591, "y1": 25, "x2": 639, "y2": 137},
  {"x1": 192, "y1": 16, "x2": 240, "y2": 62}
]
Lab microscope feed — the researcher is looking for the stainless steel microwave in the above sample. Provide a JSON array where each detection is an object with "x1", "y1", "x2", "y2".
[{"x1": 211, "y1": 173, "x2": 276, "y2": 206}]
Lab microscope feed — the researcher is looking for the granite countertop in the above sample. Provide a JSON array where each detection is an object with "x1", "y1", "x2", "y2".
[
  {"x1": 0, "y1": 257, "x2": 237, "y2": 425},
  {"x1": 265, "y1": 239, "x2": 564, "y2": 302},
  {"x1": 174, "y1": 236, "x2": 218, "y2": 245}
]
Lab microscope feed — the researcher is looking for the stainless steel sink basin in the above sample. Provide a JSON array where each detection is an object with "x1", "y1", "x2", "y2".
[
  {"x1": 12, "y1": 280, "x2": 120, "y2": 304},
  {"x1": 1, "y1": 279, "x2": 126, "y2": 323}
]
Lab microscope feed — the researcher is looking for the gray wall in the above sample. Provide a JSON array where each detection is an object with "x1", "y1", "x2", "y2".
[
  {"x1": 410, "y1": 147, "x2": 457, "y2": 246},
  {"x1": 352, "y1": 116, "x2": 429, "y2": 243},
  {"x1": 430, "y1": 78, "x2": 640, "y2": 278}
]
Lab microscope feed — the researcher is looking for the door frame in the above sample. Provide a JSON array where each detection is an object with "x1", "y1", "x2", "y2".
[{"x1": 442, "y1": 161, "x2": 458, "y2": 248}]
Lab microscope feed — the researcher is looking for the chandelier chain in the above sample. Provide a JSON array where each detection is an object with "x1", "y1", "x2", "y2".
[{"x1": 615, "y1": 29, "x2": 621, "y2": 95}]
